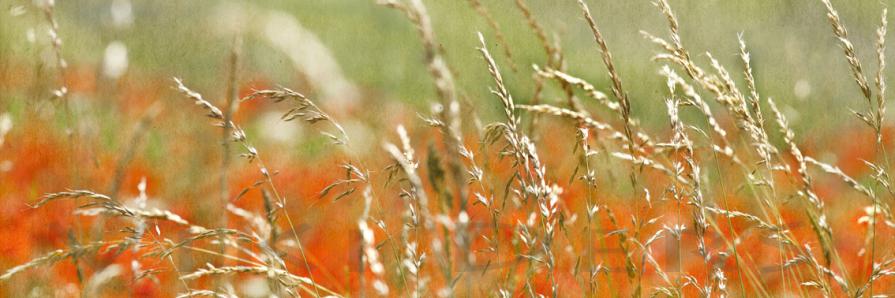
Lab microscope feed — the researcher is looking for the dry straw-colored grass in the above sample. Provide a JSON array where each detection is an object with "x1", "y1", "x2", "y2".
[{"x1": 5, "y1": 0, "x2": 895, "y2": 297}]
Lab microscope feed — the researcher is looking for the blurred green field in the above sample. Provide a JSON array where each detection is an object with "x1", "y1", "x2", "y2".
[{"x1": 2, "y1": 0, "x2": 894, "y2": 132}]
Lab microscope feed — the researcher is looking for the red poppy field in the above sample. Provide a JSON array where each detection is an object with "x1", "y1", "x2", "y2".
[{"x1": 2, "y1": 0, "x2": 895, "y2": 297}]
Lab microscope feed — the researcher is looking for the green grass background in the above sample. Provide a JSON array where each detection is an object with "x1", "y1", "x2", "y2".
[{"x1": 2, "y1": 0, "x2": 893, "y2": 133}]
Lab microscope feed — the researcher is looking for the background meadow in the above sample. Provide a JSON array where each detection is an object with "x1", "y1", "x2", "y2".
[{"x1": 2, "y1": 0, "x2": 895, "y2": 297}]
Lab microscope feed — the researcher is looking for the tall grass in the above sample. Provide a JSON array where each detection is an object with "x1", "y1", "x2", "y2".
[{"x1": 3, "y1": 0, "x2": 895, "y2": 297}]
